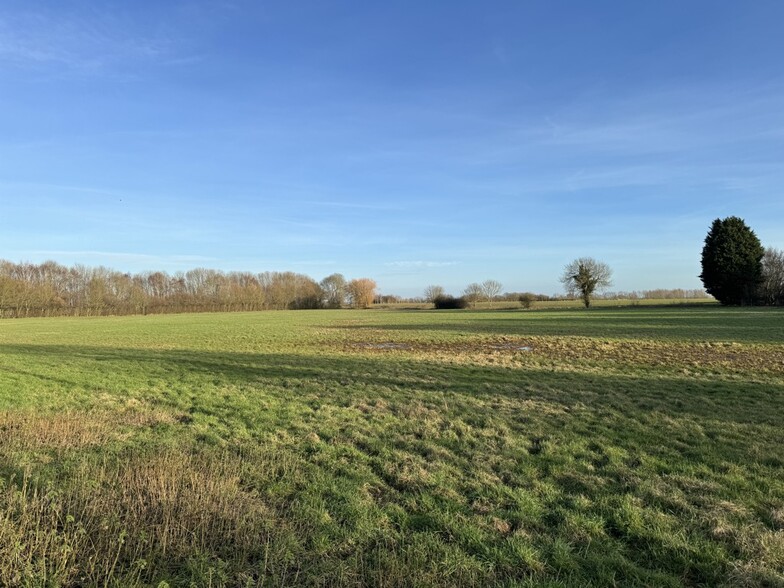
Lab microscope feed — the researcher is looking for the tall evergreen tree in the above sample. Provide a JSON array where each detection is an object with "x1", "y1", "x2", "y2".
[{"x1": 699, "y1": 217, "x2": 764, "y2": 305}]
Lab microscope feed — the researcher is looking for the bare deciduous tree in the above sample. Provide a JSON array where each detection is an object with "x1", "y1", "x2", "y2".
[
  {"x1": 320, "y1": 273, "x2": 347, "y2": 308},
  {"x1": 462, "y1": 282, "x2": 483, "y2": 307},
  {"x1": 347, "y1": 278, "x2": 377, "y2": 309},
  {"x1": 761, "y1": 247, "x2": 784, "y2": 305},
  {"x1": 560, "y1": 258, "x2": 613, "y2": 308},
  {"x1": 423, "y1": 285, "x2": 445, "y2": 303},
  {"x1": 481, "y1": 280, "x2": 502, "y2": 302}
]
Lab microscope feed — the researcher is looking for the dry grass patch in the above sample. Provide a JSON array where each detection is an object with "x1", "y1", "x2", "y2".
[
  {"x1": 771, "y1": 507, "x2": 784, "y2": 531},
  {"x1": 343, "y1": 335, "x2": 784, "y2": 374},
  {"x1": 0, "y1": 410, "x2": 115, "y2": 451},
  {"x1": 0, "y1": 448, "x2": 281, "y2": 587},
  {"x1": 0, "y1": 408, "x2": 179, "y2": 453}
]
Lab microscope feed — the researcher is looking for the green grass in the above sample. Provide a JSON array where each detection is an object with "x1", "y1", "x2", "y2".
[{"x1": 0, "y1": 307, "x2": 783, "y2": 586}]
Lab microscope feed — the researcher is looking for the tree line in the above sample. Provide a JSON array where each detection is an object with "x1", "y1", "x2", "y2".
[
  {"x1": 0, "y1": 261, "x2": 378, "y2": 318},
  {"x1": 0, "y1": 257, "x2": 720, "y2": 319},
  {"x1": 424, "y1": 279, "x2": 710, "y2": 310},
  {"x1": 9, "y1": 216, "x2": 770, "y2": 319}
]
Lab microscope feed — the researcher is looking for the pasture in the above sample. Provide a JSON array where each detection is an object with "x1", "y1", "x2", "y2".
[{"x1": 0, "y1": 306, "x2": 782, "y2": 587}]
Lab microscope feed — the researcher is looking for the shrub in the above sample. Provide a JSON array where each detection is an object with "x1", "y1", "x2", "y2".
[
  {"x1": 433, "y1": 295, "x2": 469, "y2": 309},
  {"x1": 518, "y1": 293, "x2": 536, "y2": 309}
]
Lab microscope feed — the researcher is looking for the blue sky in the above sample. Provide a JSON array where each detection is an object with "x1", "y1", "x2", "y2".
[{"x1": 1, "y1": 1, "x2": 783, "y2": 297}]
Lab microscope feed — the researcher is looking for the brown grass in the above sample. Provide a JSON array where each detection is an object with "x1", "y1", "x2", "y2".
[
  {"x1": 343, "y1": 335, "x2": 784, "y2": 374},
  {"x1": 0, "y1": 410, "x2": 297, "y2": 586},
  {"x1": 0, "y1": 448, "x2": 282, "y2": 586},
  {"x1": 0, "y1": 408, "x2": 178, "y2": 452}
]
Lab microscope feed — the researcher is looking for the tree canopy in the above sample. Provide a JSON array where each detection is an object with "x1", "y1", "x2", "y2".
[
  {"x1": 699, "y1": 217, "x2": 763, "y2": 305},
  {"x1": 320, "y1": 273, "x2": 347, "y2": 308},
  {"x1": 347, "y1": 278, "x2": 377, "y2": 308},
  {"x1": 560, "y1": 258, "x2": 613, "y2": 308}
]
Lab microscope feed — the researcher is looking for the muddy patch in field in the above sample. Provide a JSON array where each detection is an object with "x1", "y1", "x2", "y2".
[
  {"x1": 489, "y1": 343, "x2": 532, "y2": 351},
  {"x1": 343, "y1": 336, "x2": 784, "y2": 374},
  {"x1": 351, "y1": 340, "x2": 532, "y2": 352},
  {"x1": 354, "y1": 342, "x2": 413, "y2": 351}
]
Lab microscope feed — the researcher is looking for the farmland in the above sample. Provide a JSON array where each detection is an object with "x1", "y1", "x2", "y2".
[{"x1": 0, "y1": 306, "x2": 783, "y2": 587}]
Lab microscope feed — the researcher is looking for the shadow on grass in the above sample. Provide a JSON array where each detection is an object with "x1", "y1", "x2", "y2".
[
  {"x1": 2, "y1": 343, "x2": 782, "y2": 429},
  {"x1": 2, "y1": 342, "x2": 783, "y2": 587},
  {"x1": 338, "y1": 306, "x2": 784, "y2": 344}
]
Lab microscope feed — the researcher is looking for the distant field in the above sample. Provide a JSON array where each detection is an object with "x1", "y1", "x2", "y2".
[
  {"x1": 0, "y1": 306, "x2": 782, "y2": 587},
  {"x1": 379, "y1": 297, "x2": 716, "y2": 311}
]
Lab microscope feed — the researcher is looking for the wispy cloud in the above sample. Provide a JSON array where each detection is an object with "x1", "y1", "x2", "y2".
[
  {"x1": 0, "y1": 180, "x2": 129, "y2": 197},
  {"x1": 225, "y1": 258, "x2": 338, "y2": 268},
  {"x1": 21, "y1": 250, "x2": 217, "y2": 266},
  {"x1": 301, "y1": 200, "x2": 403, "y2": 211},
  {"x1": 385, "y1": 261, "x2": 459, "y2": 268},
  {"x1": 0, "y1": 9, "x2": 182, "y2": 74}
]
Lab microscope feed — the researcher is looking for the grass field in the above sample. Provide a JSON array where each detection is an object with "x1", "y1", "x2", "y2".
[{"x1": 0, "y1": 306, "x2": 782, "y2": 587}]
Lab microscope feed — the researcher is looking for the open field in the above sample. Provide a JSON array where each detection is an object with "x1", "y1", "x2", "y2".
[
  {"x1": 377, "y1": 298, "x2": 717, "y2": 311},
  {"x1": 0, "y1": 306, "x2": 782, "y2": 587}
]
